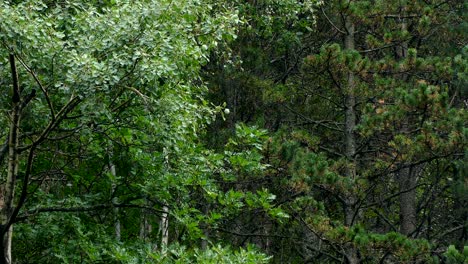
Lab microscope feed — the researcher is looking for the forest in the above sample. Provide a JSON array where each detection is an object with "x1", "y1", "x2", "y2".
[{"x1": 0, "y1": 0, "x2": 466, "y2": 263}]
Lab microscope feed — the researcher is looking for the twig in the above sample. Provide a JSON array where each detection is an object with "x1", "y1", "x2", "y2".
[
  {"x1": 321, "y1": 7, "x2": 346, "y2": 34},
  {"x1": 14, "y1": 53, "x2": 56, "y2": 120},
  {"x1": 14, "y1": 203, "x2": 165, "y2": 223}
]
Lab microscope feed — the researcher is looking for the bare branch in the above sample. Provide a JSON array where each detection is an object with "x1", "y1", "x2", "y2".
[
  {"x1": 14, "y1": 203, "x2": 165, "y2": 223},
  {"x1": 9, "y1": 54, "x2": 20, "y2": 103},
  {"x1": 215, "y1": 227, "x2": 291, "y2": 239},
  {"x1": 14, "y1": 53, "x2": 56, "y2": 120},
  {"x1": 282, "y1": 104, "x2": 344, "y2": 132},
  {"x1": 321, "y1": 7, "x2": 346, "y2": 34},
  {"x1": 6, "y1": 96, "x2": 82, "y2": 230},
  {"x1": 432, "y1": 225, "x2": 465, "y2": 243}
]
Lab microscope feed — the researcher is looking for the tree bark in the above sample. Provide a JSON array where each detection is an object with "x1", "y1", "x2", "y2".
[
  {"x1": 109, "y1": 157, "x2": 121, "y2": 241},
  {"x1": 160, "y1": 205, "x2": 169, "y2": 251},
  {"x1": 343, "y1": 13, "x2": 359, "y2": 264},
  {"x1": 395, "y1": 6, "x2": 417, "y2": 237},
  {"x1": 397, "y1": 166, "x2": 417, "y2": 236},
  {"x1": 0, "y1": 54, "x2": 22, "y2": 264},
  {"x1": 160, "y1": 148, "x2": 170, "y2": 252},
  {"x1": 139, "y1": 208, "x2": 152, "y2": 241}
]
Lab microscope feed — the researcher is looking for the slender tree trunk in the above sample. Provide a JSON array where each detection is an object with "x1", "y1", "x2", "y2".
[
  {"x1": 139, "y1": 199, "x2": 152, "y2": 241},
  {"x1": 160, "y1": 148, "x2": 170, "y2": 252},
  {"x1": 344, "y1": 14, "x2": 359, "y2": 264},
  {"x1": 109, "y1": 161, "x2": 121, "y2": 241},
  {"x1": 1, "y1": 122, "x2": 18, "y2": 264},
  {"x1": 395, "y1": 7, "x2": 417, "y2": 237},
  {"x1": 160, "y1": 205, "x2": 169, "y2": 251},
  {"x1": 397, "y1": 166, "x2": 417, "y2": 236},
  {"x1": 139, "y1": 216, "x2": 147, "y2": 239},
  {"x1": 0, "y1": 54, "x2": 22, "y2": 264}
]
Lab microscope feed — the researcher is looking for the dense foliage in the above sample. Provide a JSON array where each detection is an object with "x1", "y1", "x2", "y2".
[{"x1": 0, "y1": 0, "x2": 466, "y2": 263}]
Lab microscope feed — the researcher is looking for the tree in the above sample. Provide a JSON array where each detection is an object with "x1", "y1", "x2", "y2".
[
  {"x1": 204, "y1": 0, "x2": 466, "y2": 263},
  {"x1": 0, "y1": 1, "x2": 274, "y2": 263},
  {"x1": 1, "y1": 0, "x2": 466, "y2": 263}
]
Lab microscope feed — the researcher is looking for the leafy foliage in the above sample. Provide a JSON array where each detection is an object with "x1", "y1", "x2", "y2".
[{"x1": 0, "y1": 0, "x2": 466, "y2": 263}]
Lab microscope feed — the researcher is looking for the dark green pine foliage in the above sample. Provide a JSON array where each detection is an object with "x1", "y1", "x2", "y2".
[
  {"x1": 0, "y1": 0, "x2": 465, "y2": 263},
  {"x1": 284, "y1": 0, "x2": 466, "y2": 263},
  {"x1": 206, "y1": 0, "x2": 467, "y2": 263}
]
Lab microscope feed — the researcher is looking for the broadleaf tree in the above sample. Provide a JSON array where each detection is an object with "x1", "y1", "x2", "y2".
[{"x1": 0, "y1": 0, "x2": 273, "y2": 263}]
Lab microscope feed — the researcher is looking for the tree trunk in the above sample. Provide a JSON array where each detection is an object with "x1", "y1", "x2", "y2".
[
  {"x1": 395, "y1": 6, "x2": 417, "y2": 237},
  {"x1": 0, "y1": 54, "x2": 22, "y2": 264},
  {"x1": 344, "y1": 14, "x2": 359, "y2": 264},
  {"x1": 397, "y1": 167, "x2": 417, "y2": 236},
  {"x1": 139, "y1": 199, "x2": 152, "y2": 242},
  {"x1": 109, "y1": 160, "x2": 121, "y2": 241},
  {"x1": 160, "y1": 205, "x2": 169, "y2": 251}
]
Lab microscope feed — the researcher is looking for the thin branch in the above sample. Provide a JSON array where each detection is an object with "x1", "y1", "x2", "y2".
[
  {"x1": 367, "y1": 152, "x2": 461, "y2": 182},
  {"x1": 313, "y1": 183, "x2": 346, "y2": 205},
  {"x1": 289, "y1": 205, "x2": 346, "y2": 260},
  {"x1": 45, "y1": 130, "x2": 81, "y2": 141},
  {"x1": 9, "y1": 54, "x2": 20, "y2": 102},
  {"x1": 326, "y1": 66, "x2": 343, "y2": 92},
  {"x1": 382, "y1": 14, "x2": 420, "y2": 19},
  {"x1": 361, "y1": 183, "x2": 425, "y2": 209},
  {"x1": 215, "y1": 227, "x2": 290, "y2": 239},
  {"x1": 318, "y1": 145, "x2": 345, "y2": 157},
  {"x1": 432, "y1": 225, "x2": 465, "y2": 243},
  {"x1": 372, "y1": 208, "x2": 398, "y2": 232},
  {"x1": 283, "y1": 104, "x2": 344, "y2": 132},
  {"x1": 14, "y1": 53, "x2": 56, "y2": 120},
  {"x1": 20, "y1": 89, "x2": 37, "y2": 110},
  {"x1": 7, "y1": 96, "x2": 82, "y2": 229},
  {"x1": 303, "y1": 244, "x2": 343, "y2": 263},
  {"x1": 359, "y1": 44, "x2": 396, "y2": 54},
  {"x1": 305, "y1": 87, "x2": 342, "y2": 109},
  {"x1": 17, "y1": 96, "x2": 81, "y2": 153},
  {"x1": 125, "y1": 86, "x2": 149, "y2": 103},
  {"x1": 321, "y1": 7, "x2": 346, "y2": 34},
  {"x1": 14, "y1": 203, "x2": 165, "y2": 223}
]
